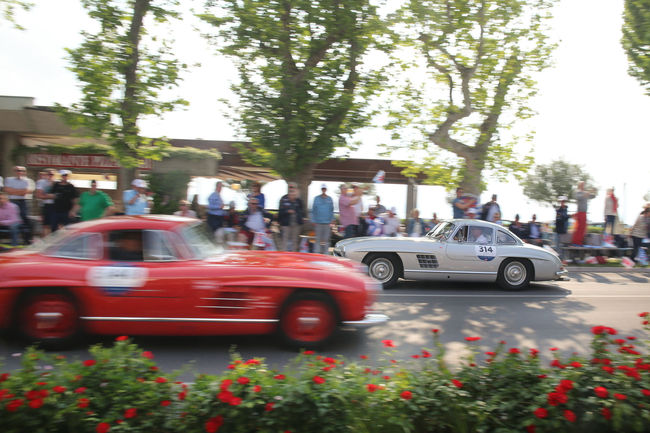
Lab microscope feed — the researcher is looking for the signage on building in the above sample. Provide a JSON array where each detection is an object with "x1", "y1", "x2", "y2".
[{"x1": 26, "y1": 153, "x2": 152, "y2": 170}]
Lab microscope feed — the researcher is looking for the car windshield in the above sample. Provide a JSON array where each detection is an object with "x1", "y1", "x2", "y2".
[
  {"x1": 180, "y1": 222, "x2": 223, "y2": 259},
  {"x1": 426, "y1": 221, "x2": 456, "y2": 240}
]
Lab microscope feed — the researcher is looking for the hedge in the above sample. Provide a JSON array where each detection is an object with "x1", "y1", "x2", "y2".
[{"x1": 1, "y1": 313, "x2": 650, "y2": 433}]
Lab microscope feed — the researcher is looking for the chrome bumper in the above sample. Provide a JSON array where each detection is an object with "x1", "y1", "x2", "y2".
[
  {"x1": 555, "y1": 269, "x2": 569, "y2": 281},
  {"x1": 342, "y1": 313, "x2": 389, "y2": 327}
]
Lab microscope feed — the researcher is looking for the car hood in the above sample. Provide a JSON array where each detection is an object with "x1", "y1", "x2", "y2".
[
  {"x1": 205, "y1": 250, "x2": 360, "y2": 272},
  {"x1": 336, "y1": 236, "x2": 437, "y2": 251}
]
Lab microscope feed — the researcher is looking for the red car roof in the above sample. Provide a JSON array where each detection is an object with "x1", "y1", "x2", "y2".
[{"x1": 68, "y1": 215, "x2": 198, "y2": 232}]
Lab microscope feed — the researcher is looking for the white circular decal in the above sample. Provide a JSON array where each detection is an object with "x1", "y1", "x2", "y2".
[{"x1": 475, "y1": 245, "x2": 496, "y2": 261}]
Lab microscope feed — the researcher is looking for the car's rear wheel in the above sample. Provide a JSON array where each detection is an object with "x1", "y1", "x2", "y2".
[
  {"x1": 17, "y1": 290, "x2": 80, "y2": 348},
  {"x1": 363, "y1": 253, "x2": 401, "y2": 289},
  {"x1": 497, "y1": 259, "x2": 531, "y2": 290},
  {"x1": 279, "y1": 292, "x2": 338, "y2": 349}
]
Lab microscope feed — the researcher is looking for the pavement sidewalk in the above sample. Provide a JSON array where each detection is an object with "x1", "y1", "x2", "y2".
[{"x1": 566, "y1": 266, "x2": 650, "y2": 274}]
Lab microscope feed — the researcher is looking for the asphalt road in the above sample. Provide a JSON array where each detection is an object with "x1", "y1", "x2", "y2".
[{"x1": 1, "y1": 271, "x2": 649, "y2": 381}]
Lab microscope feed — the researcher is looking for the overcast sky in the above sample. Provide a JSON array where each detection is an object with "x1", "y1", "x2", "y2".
[{"x1": 1, "y1": 0, "x2": 648, "y2": 224}]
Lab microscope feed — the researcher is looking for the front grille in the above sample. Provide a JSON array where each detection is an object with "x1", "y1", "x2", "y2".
[{"x1": 417, "y1": 254, "x2": 439, "y2": 269}]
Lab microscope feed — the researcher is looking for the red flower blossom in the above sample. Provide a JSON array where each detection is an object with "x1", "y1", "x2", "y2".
[
  {"x1": 642, "y1": 389, "x2": 650, "y2": 397},
  {"x1": 570, "y1": 361, "x2": 582, "y2": 368},
  {"x1": 382, "y1": 375, "x2": 390, "y2": 380},
  {"x1": 367, "y1": 384, "x2": 379, "y2": 392},
  {"x1": 227, "y1": 365, "x2": 235, "y2": 370},
  {"x1": 509, "y1": 348, "x2": 520, "y2": 354},
  {"x1": 533, "y1": 408, "x2": 548, "y2": 418},
  {"x1": 558, "y1": 379, "x2": 573, "y2": 392},
  {"x1": 237, "y1": 377, "x2": 250, "y2": 385},
  {"x1": 115, "y1": 336, "x2": 128, "y2": 341},
  {"x1": 322, "y1": 365, "x2": 333, "y2": 372},
  {"x1": 485, "y1": 351, "x2": 496, "y2": 357},
  {"x1": 313, "y1": 376, "x2": 325, "y2": 385},
  {"x1": 548, "y1": 392, "x2": 568, "y2": 406},
  {"x1": 161, "y1": 400, "x2": 171, "y2": 407},
  {"x1": 265, "y1": 402, "x2": 274, "y2": 411},
  {"x1": 124, "y1": 408, "x2": 137, "y2": 419},
  {"x1": 549, "y1": 347, "x2": 558, "y2": 351},
  {"x1": 530, "y1": 348, "x2": 539, "y2": 357},
  {"x1": 96, "y1": 422, "x2": 110, "y2": 433},
  {"x1": 178, "y1": 391, "x2": 187, "y2": 401},
  {"x1": 537, "y1": 375, "x2": 547, "y2": 379},
  {"x1": 594, "y1": 386, "x2": 609, "y2": 398},
  {"x1": 229, "y1": 396, "x2": 242, "y2": 406},
  {"x1": 431, "y1": 328, "x2": 439, "y2": 333},
  {"x1": 53, "y1": 386, "x2": 66, "y2": 393},
  {"x1": 217, "y1": 391, "x2": 234, "y2": 403},
  {"x1": 639, "y1": 312, "x2": 649, "y2": 317},
  {"x1": 464, "y1": 336, "x2": 481, "y2": 342},
  {"x1": 29, "y1": 398, "x2": 43, "y2": 409},
  {"x1": 141, "y1": 351, "x2": 154, "y2": 359},
  {"x1": 253, "y1": 385, "x2": 262, "y2": 393},
  {"x1": 451, "y1": 379, "x2": 463, "y2": 388},
  {"x1": 526, "y1": 425, "x2": 536, "y2": 433},
  {"x1": 83, "y1": 360, "x2": 96, "y2": 367},
  {"x1": 627, "y1": 336, "x2": 637, "y2": 340},
  {"x1": 421, "y1": 350, "x2": 431, "y2": 358},
  {"x1": 220, "y1": 379, "x2": 233, "y2": 391},
  {"x1": 564, "y1": 410, "x2": 576, "y2": 422},
  {"x1": 323, "y1": 357, "x2": 337, "y2": 364},
  {"x1": 601, "y1": 407, "x2": 612, "y2": 420},
  {"x1": 602, "y1": 366, "x2": 615, "y2": 374},
  {"x1": 273, "y1": 374, "x2": 285, "y2": 380},
  {"x1": 77, "y1": 398, "x2": 90, "y2": 408},
  {"x1": 155, "y1": 377, "x2": 167, "y2": 384},
  {"x1": 0, "y1": 373, "x2": 9, "y2": 382},
  {"x1": 400, "y1": 390, "x2": 413, "y2": 400},
  {"x1": 245, "y1": 358, "x2": 260, "y2": 365},
  {"x1": 614, "y1": 393, "x2": 627, "y2": 400},
  {"x1": 550, "y1": 359, "x2": 565, "y2": 369},
  {"x1": 411, "y1": 355, "x2": 420, "y2": 359},
  {"x1": 205, "y1": 415, "x2": 224, "y2": 433},
  {"x1": 360, "y1": 355, "x2": 368, "y2": 360},
  {"x1": 381, "y1": 339, "x2": 395, "y2": 347},
  {"x1": 303, "y1": 351, "x2": 315, "y2": 356}
]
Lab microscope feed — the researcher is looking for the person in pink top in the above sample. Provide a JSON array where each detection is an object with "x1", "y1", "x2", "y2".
[
  {"x1": 0, "y1": 192, "x2": 21, "y2": 246},
  {"x1": 338, "y1": 184, "x2": 362, "y2": 238}
]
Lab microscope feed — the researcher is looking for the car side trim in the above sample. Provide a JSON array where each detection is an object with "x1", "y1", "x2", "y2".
[
  {"x1": 404, "y1": 269, "x2": 498, "y2": 275},
  {"x1": 80, "y1": 316, "x2": 278, "y2": 323}
]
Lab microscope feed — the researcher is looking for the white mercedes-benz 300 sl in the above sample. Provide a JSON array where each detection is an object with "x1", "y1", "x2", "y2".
[{"x1": 333, "y1": 219, "x2": 568, "y2": 290}]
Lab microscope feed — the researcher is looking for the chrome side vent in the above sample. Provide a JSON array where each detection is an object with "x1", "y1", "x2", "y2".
[{"x1": 417, "y1": 254, "x2": 439, "y2": 269}]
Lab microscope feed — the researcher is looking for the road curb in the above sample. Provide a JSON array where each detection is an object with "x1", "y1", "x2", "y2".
[{"x1": 567, "y1": 267, "x2": 650, "y2": 274}]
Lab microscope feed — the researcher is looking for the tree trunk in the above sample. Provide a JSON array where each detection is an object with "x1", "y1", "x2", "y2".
[{"x1": 459, "y1": 148, "x2": 487, "y2": 196}]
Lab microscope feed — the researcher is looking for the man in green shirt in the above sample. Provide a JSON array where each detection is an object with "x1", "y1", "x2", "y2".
[{"x1": 77, "y1": 180, "x2": 114, "y2": 221}]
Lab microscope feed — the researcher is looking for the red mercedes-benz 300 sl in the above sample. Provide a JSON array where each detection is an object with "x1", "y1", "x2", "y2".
[{"x1": 0, "y1": 216, "x2": 387, "y2": 348}]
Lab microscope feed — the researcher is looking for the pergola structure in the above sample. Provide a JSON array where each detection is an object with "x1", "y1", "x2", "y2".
[{"x1": 170, "y1": 139, "x2": 426, "y2": 211}]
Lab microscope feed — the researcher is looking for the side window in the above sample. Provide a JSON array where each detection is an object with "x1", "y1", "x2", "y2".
[
  {"x1": 467, "y1": 226, "x2": 492, "y2": 244},
  {"x1": 497, "y1": 230, "x2": 517, "y2": 245},
  {"x1": 47, "y1": 233, "x2": 102, "y2": 260},
  {"x1": 108, "y1": 230, "x2": 143, "y2": 262},
  {"x1": 453, "y1": 226, "x2": 467, "y2": 242},
  {"x1": 143, "y1": 230, "x2": 178, "y2": 261}
]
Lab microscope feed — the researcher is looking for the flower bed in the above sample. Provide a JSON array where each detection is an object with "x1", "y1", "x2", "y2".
[{"x1": 2, "y1": 314, "x2": 650, "y2": 433}]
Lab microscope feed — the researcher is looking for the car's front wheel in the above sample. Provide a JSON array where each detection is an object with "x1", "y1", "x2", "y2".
[
  {"x1": 279, "y1": 292, "x2": 338, "y2": 349},
  {"x1": 363, "y1": 253, "x2": 401, "y2": 289},
  {"x1": 16, "y1": 290, "x2": 80, "y2": 348},
  {"x1": 497, "y1": 259, "x2": 531, "y2": 290}
]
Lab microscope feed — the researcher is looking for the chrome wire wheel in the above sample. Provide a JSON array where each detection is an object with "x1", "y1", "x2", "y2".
[
  {"x1": 504, "y1": 261, "x2": 527, "y2": 286},
  {"x1": 368, "y1": 257, "x2": 395, "y2": 284}
]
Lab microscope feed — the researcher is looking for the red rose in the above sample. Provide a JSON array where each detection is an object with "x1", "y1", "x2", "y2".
[
  {"x1": 323, "y1": 357, "x2": 336, "y2": 364},
  {"x1": 115, "y1": 336, "x2": 128, "y2": 341},
  {"x1": 0, "y1": 373, "x2": 9, "y2": 382},
  {"x1": 639, "y1": 312, "x2": 649, "y2": 317},
  {"x1": 29, "y1": 398, "x2": 43, "y2": 409},
  {"x1": 530, "y1": 348, "x2": 539, "y2": 357},
  {"x1": 273, "y1": 374, "x2": 285, "y2": 380},
  {"x1": 229, "y1": 396, "x2": 242, "y2": 406},
  {"x1": 594, "y1": 386, "x2": 608, "y2": 398},
  {"x1": 509, "y1": 348, "x2": 520, "y2": 354},
  {"x1": 564, "y1": 410, "x2": 576, "y2": 422},
  {"x1": 367, "y1": 384, "x2": 378, "y2": 392},
  {"x1": 642, "y1": 389, "x2": 650, "y2": 397},
  {"x1": 161, "y1": 400, "x2": 171, "y2": 407},
  {"x1": 124, "y1": 408, "x2": 137, "y2": 418},
  {"x1": 451, "y1": 379, "x2": 463, "y2": 388},
  {"x1": 549, "y1": 347, "x2": 558, "y2": 351},
  {"x1": 265, "y1": 402, "x2": 274, "y2": 411},
  {"x1": 602, "y1": 407, "x2": 612, "y2": 420},
  {"x1": 6, "y1": 398, "x2": 24, "y2": 412},
  {"x1": 382, "y1": 375, "x2": 390, "y2": 380},
  {"x1": 83, "y1": 360, "x2": 96, "y2": 367},
  {"x1": 237, "y1": 377, "x2": 250, "y2": 385},
  {"x1": 464, "y1": 336, "x2": 481, "y2": 342},
  {"x1": 303, "y1": 351, "x2": 315, "y2": 355},
  {"x1": 53, "y1": 386, "x2": 66, "y2": 393},
  {"x1": 381, "y1": 339, "x2": 395, "y2": 347},
  {"x1": 431, "y1": 328, "x2": 439, "y2": 333},
  {"x1": 155, "y1": 377, "x2": 167, "y2": 384},
  {"x1": 245, "y1": 358, "x2": 261, "y2": 364},
  {"x1": 526, "y1": 425, "x2": 536, "y2": 433},
  {"x1": 411, "y1": 355, "x2": 420, "y2": 359},
  {"x1": 178, "y1": 391, "x2": 187, "y2": 401},
  {"x1": 205, "y1": 415, "x2": 223, "y2": 433},
  {"x1": 75, "y1": 387, "x2": 87, "y2": 394},
  {"x1": 570, "y1": 361, "x2": 582, "y2": 368},
  {"x1": 421, "y1": 350, "x2": 431, "y2": 358},
  {"x1": 77, "y1": 398, "x2": 90, "y2": 408},
  {"x1": 400, "y1": 390, "x2": 412, "y2": 400},
  {"x1": 253, "y1": 385, "x2": 262, "y2": 393},
  {"x1": 96, "y1": 422, "x2": 110, "y2": 433},
  {"x1": 548, "y1": 392, "x2": 568, "y2": 406},
  {"x1": 360, "y1": 355, "x2": 368, "y2": 360},
  {"x1": 313, "y1": 376, "x2": 325, "y2": 385},
  {"x1": 141, "y1": 351, "x2": 154, "y2": 359},
  {"x1": 614, "y1": 393, "x2": 627, "y2": 400},
  {"x1": 558, "y1": 379, "x2": 573, "y2": 392},
  {"x1": 533, "y1": 408, "x2": 548, "y2": 418},
  {"x1": 217, "y1": 390, "x2": 233, "y2": 403}
]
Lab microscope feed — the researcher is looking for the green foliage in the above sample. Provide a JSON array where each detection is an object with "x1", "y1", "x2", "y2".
[
  {"x1": 384, "y1": 0, "x2": 557, "y2": 194},
  {"x1": 0, "y1": 0, "x2": 32, "y2": 29},
  {"x1": 1, "y1": 314, "x2": 650, "y2": 432},
  {"x1": 522, "y1": 159, "x2": 595, "y2": 207},
  {"x1": 622, "y1": 0, "x2": 650, "y2": 95},
  {"x1": 146, "y1": 170, "x2": 191, "y2": 214},
  {"x1": 58, "y1": 0, "x2": 188, "y2": 168},
  {"x1": 198, "y1": 0, "x2": 389, "y2": 183}
]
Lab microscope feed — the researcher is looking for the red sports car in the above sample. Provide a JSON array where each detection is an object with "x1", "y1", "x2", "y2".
[{"x1": 0, "y1": 216, "x2": 387, "y2": 348}]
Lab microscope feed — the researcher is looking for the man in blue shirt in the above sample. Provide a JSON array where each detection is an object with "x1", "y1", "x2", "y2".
[
  {"x1": 311, "y1": 183, "x2": 334, "y2": 254},
  {"x1": 207, "y1": 181, "x2": 225, "y2": 233},
  {"x1": 123, "y1": 179, "x2": 148, "y2": 215},
  {"x1": 452, "y1": 187, "x2": 471, "y2": 219}
]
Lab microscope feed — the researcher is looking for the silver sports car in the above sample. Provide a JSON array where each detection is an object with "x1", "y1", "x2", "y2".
[{"x1": 333, "y1": 219, "x2": 568, "y2": 289}]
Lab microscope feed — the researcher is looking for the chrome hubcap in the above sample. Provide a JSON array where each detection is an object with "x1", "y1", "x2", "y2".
[
  {"x1": 369, "y1": 258, "x2": 393, "y2": 283},
  {"x1": 505, "y1": 262, "x2": 526, "y2": 285}
]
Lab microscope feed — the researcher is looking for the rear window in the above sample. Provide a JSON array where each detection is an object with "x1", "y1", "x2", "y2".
[{"x1": 44, "y1": 233, "x2": 102, "y2": 260}]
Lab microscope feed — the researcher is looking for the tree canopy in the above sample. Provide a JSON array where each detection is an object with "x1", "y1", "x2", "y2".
[
  {"x1": 0, "y1": 0, "x2": 32, "y2": 29},
  {"x1": 522, "y1": 159, "x2": 595, "y2": 208},
  {"x1": 198, "y1": 0, "x2": 388, "y2": 195},
  {"x1": 384, "y1": 0, "x2": 557, "y2": 195},
  {"x1": 622, "y1": 0, "x2": 650, "y2": 95},
  {"x1": 59, "y1": 0, "x2": 188, "y2": 168}
]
